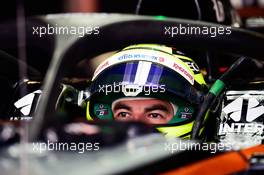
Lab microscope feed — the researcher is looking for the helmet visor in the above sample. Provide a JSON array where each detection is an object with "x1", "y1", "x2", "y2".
[{"x1": 90, "y1": 61, "x2": 203, "y2": 105}]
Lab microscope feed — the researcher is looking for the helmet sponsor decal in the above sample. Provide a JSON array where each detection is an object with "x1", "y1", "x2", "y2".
[
  {"x1": 95, "y1": 104, "x2": 109, "y2": 116},
  {"x1": 180, "y1": 107, "x2": 194, "y2": 119},
  {"x1": 94, "y1": 103, "x2": 112, "y2": 120},
  {"x1": 183, "y1": 61, "x2": 201, "y2": 74},
  {"x1": 92, "y1": 49, "x2": 194, "y2": 85}
]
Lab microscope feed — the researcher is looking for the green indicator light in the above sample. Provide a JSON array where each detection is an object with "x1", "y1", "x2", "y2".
[{"x1": 154, "y1": 15, "x2": 167, "y2": 20}]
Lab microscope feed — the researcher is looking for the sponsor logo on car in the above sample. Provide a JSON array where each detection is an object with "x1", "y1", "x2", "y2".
[{"x1": 218, "y1": 92, "x2": 264, "y2": 134}]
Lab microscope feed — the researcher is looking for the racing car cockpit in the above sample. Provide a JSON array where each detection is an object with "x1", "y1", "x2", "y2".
[{"x1": 0, "y1": 8, "x2": 264, "y2": 175}]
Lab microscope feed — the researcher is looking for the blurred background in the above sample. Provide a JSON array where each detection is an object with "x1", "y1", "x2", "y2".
[
  {"x1": 0, "y1": 0, "x2": 263, "y2": 84},
  {"x1": 0, "y1": 0, "x2": 263, "y2": 22}
]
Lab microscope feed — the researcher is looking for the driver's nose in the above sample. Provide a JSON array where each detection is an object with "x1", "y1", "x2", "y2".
[{"x1": 130, "y1": 113, "x2": 146, "y2": 123}]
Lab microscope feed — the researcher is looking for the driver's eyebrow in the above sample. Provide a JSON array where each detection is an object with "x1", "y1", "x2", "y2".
[
  {"x1": 144, "y1": 104, "x2": 170, "y2": 113},
  {"x1": 112, "y1": 102, "x2": 131, "y2": 111}
]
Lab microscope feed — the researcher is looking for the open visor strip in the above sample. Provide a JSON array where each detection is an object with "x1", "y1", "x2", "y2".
[{"x1": 111, "y1": 97, "x2": 178, "y2": 116}]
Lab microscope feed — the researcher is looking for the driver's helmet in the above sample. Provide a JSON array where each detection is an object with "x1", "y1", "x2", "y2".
[{"x1": 86, "y1": 44, "x2": 208, "y2": 138}]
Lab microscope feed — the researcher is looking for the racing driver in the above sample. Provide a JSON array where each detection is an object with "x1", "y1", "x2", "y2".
[{"x1": 86, "y1": 44, "x2": 209, "y2": 138}]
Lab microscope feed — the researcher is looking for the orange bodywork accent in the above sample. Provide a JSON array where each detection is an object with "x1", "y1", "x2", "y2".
[{"x1": 161, "y1": 144, "x2": 264, "y2": 175}]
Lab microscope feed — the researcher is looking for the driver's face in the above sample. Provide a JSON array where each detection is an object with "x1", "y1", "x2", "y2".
[{"x1": 112, "y1": 98, "x2": 174, "y2": 124}]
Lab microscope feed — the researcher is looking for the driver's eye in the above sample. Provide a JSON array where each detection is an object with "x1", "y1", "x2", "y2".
[
  {"x1": 148, "y1": 113, "x2": 163, "y2": 119},
  {"x1": 118, "y1": 112, "x2": 130, "y2": 118}
]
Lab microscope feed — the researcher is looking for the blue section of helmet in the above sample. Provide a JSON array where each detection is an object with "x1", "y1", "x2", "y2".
[
  {"x1": 147, "y1": 63, "x2": 164, "y2": 85},
  {"x1": 122, "y1": 62, "x2": 138, "y2": 83}
]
